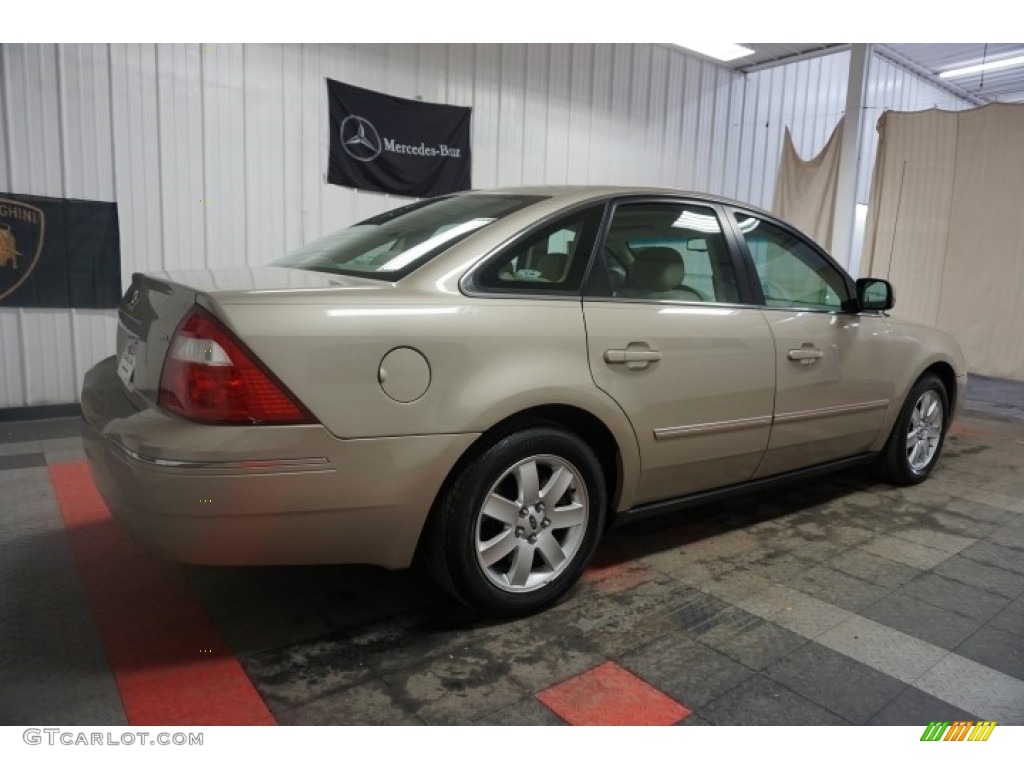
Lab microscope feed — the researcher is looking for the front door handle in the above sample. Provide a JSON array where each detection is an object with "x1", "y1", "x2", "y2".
[
  {"x1": 604, "y1": 345, "x2": 663, "y2": 370},
  {"x1": 787, "y1": 348, "x2": 824, "y2": 365}
]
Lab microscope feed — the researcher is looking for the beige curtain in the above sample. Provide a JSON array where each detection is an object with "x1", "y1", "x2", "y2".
[
  {"x1": 772, "y1": 118, "x2": 844, "y2": 251},
  {"x1": 862, "y1": 103, "x2": 1024, "y2": 381}
]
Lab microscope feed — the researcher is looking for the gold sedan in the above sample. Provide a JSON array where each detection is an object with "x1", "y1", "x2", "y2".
[{"x1": 81, "y1": 187, "x2": 966, "y2": 616}]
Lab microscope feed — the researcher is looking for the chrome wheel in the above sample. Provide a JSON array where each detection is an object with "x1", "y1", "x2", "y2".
[
  {"x1": 906, "y1": 389, "x2": 944, "y2": 473},
  {"x1": 474, "y1": 454, "x2": 589, "y2": 593}
]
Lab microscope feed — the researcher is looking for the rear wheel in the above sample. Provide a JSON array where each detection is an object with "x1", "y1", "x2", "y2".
[
  {"x1": 423, "y1": 427, "x2": 606, "y2": 617},
  {"x1": 877, "y1": 373, "x2": 949, "y2": 485}
]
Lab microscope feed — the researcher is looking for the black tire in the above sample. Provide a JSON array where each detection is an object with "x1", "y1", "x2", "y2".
[
  {"x1": 423, "y1": 427, "x2": 607, "y2": 617},
  {"x1": 876, "y1": 373, "x2": 949, "y2": 485}
]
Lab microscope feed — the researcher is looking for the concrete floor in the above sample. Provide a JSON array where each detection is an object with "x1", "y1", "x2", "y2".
[{"x1": 1, "y1": 376, "x2": 1023, "y2": 726}]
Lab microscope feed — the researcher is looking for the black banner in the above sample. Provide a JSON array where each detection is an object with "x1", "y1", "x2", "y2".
[
  {"x1": 327, "y1": 78, "x2": 472, "y2": 197},
  {"x1": 0, "y1": 193, "x2": 121, "y2": 309}
]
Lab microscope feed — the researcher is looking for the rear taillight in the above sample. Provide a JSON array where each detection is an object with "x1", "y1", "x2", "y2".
[{"x1": 158, "y1": 306, "x2": 314, "y2": 425}]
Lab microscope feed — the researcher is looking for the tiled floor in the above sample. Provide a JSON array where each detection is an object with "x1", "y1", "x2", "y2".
[{"x1": 2, "y1": 376, "x2": 1024, "y2": 726}]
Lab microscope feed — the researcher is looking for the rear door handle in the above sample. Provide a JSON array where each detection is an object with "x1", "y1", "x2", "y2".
[
  {"x1": 787, "y1": 348, "x2": 824, "y2": 365},
  {"x1": 604, "y1": 347, "x2": 663, "y2": 370}
]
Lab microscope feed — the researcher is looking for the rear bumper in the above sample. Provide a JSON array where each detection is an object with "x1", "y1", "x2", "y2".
[{"x1": 81, "y1": 356, "x2": 478, "y2": 568}]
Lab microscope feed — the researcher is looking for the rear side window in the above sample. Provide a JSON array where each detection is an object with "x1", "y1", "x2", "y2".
[
  {"x1": 473, "y1": 206, "x2": 604, "y2": 294},
  {"x1": 273, "y1": 194, "x2": 544, "y2": 280}
]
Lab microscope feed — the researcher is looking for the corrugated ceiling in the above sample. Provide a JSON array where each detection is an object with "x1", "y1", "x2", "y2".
[
  {"x1": 724, "y1": 43, "x2": 1024, "y2": 104},
  {"x1": 882, "y1": 44, "x2": 1024, "y2": 103}
]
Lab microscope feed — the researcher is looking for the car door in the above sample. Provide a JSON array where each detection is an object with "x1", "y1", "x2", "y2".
[
  {"x1": 582, "y1": 199, "x2": 776, "y2": 506},
  {"x1": 726, "y1": 208, "x2": 897, "y2": 477}
]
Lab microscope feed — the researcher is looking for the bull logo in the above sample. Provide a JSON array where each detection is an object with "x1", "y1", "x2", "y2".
[
  {"x1": 0, "y1": 199, "x2": 45, "y2": 303},
  {"x1": 0, "y1": 224, "x2": 20, "y2": 269}
]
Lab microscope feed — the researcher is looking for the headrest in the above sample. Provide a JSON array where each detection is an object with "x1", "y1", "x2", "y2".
[
  {"x1": 537, "y1": 251, "x2": 569, "y2": 282},
  {"x1": 627, "y1": 247, "x2": 684, "y2": 292}
]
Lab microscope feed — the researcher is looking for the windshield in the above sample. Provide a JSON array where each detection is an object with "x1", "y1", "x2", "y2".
[{"x1": 273, "y1": 194, "x2": 545, "y2": 280}]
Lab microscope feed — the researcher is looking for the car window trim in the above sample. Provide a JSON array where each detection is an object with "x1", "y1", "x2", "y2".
[
  {"x1": 582, "y1": 195, "x2": 759, "y2": 307},
  {"x1": 723, "y1": 204, "x2": 857, "y2": 312}
]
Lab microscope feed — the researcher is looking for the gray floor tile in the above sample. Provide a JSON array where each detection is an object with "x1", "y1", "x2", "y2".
[
  {"x1": 868, "y1": 686, "x2": 980, "y2": 725},
  {"x1": 699, "y1": 570, "x2": 775, "y2": 603},
  {"x1": 697, "y1": 615, "x2": 808, "y2": 670},
  {"x1": 830, "y1": 549, "x2": 923, "y2": 590},
  {"x1": 0, "y1": 439, "x2": 42, "y2": 457},
  {"x1": 763, "y1": 642, "x2": 907, "y2": 724},
  {"x1": 43, "y1": 447, "x2": 86, "y2": 465},
  {"x1": 0, "y1": 421, "x2": 40, "y2": 444},
  {"x1": 702, "y1": 675, "x2": 847, "y2": 725},
  {"x1": 33, "y1": 418, "x2": 83, "y2": 441},
  {"x1": 240, "y1": 635, "x2": 378, "y2": 709},
  {"x1": 915, "y1": 653, "x2": 1024, "y2": 722},
  {"x1": 475, "y1": 697, "x2": 566, "y2": 725},
  {"x1": 619, "y1": 630, "x2": 754, "y2": 709},
  {"x1": 890, "y1": 527, "x2": 977, "y2": 554},
  {"x1": 960, "y1": 541, "x2": 1024, "y2": 575},
  {"x1": 943, "y1": 498, "x2": 1018, "y2": 525},
  {"x1": 955, "y1": 625, "x2": 1024, "y2": 680},
  {"x1": 987, "y1": 525, "x2": 1024, "y2": 552},
  {"x1": 861, "y1": 592, "x2": 982, "y2": 650},
  {"x1": 475, "y1": 618, "x2": 605, "y2": 693},
  {"x1": 899, "y1": 573, "x2": 1009, "y2": 622},
  {"x1": 676, "y1": 713, "x2": 712, "y2": 725},
  {"x1": 735, "y1": 584, "x2": 852, "y2": 638},
  {"x1": 815, "y1": 615, "x2": 948, "y2": 684},
  {"x1": 919, "y1": 510, "x2": 999, "y2": 539},
  {"x1": 381, "y1": 648, "x2": 528, "y2": 725},
  {"x1": 665, "y1": 589, "x2": 734, "y2": 634},
  {"x1": 0, "y1": 452, "x2": 46, "y2": 471},
  {"x1": 932, "y1": 555, "x2": 1024, "y2": 600},
  {"x1": 274, "y1": 678, "x2": 423, "y2": 725},
  {"x1": 860, "y1": 535, "x2": 952, "y2": 570},
  {"x1": 782, "y1": 564, "x2": 890, "y2": 612},
  {"x1": 989, "y1": 598, "x2": 1024, "y2": 637}
]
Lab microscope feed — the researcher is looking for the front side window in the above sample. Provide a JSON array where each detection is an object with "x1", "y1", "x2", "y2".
[
  {"x1": 602, "y1": 202, "x2": 741, "y2": 303},
  {"x1": 734, "y1": 214, "x2": 849, "y2": 310},
  {"x1": 273, "y1": 194, "x2": 544, "y2": 280}
]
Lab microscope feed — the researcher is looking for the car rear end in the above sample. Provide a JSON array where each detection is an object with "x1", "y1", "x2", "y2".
[{"x1": 80, "y1": 271, "x2": 476, "y2": 568}]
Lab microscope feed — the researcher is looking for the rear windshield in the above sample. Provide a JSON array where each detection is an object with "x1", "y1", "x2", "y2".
[{"x1": 273, "y1": 194, "x2": 544, "y2": 280}]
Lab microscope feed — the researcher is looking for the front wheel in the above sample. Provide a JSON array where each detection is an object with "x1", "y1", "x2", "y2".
[
  {"x1": 876, "y1": 373, "x2": 949, "y2": 485},
  {"x1": 423, "y1": 427, "x2": 607, "y2": 617}
]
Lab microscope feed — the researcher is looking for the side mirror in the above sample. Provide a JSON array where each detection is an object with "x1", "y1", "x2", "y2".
[{"x1": 855, "y1": 278, "x2": 894, "y2": 311}]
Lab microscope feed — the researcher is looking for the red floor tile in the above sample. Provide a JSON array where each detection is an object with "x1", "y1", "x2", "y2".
[
  {"x1": 537, "y1": 661, "x2": 691, "y2": 725},
  {"x1": 582, "y1": 561, "x2": 656, "y2": 595},
  {"x1": 49, "y1": 462, "x2": 276, "y2": 726}
]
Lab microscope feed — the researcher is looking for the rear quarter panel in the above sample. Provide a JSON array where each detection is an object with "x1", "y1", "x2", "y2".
[{"x1": 210, "y1": 295, "x2": 643, "y2": 508}]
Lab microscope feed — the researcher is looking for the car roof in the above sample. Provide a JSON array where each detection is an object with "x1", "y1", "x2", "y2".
[{"x1": 464, "y1": 185, "x2": 775, "y2": 219}]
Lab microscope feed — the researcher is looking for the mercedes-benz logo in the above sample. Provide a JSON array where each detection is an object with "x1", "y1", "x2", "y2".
[{"x1": 340, "y1": 115, "x2": 382, "y2": 162}]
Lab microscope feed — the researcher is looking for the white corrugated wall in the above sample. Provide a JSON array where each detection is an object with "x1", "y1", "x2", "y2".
[{"x1": 0, "y1": 43, "x2": 971, "y2": 409}]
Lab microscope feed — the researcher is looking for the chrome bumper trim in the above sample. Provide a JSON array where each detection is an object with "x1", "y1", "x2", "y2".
[{"x1": 110, "y1": 439, "x2": 330, "y2": 470}]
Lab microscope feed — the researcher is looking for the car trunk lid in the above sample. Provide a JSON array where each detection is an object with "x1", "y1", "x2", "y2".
[{"x1": 114, "y1": 266, "x2": 392, "y2": 408}]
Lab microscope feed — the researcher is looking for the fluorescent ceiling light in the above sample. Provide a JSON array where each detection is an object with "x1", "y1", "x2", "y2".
[
  {"x1": 939, "y1": 54, "x2": 1024, "y2": 79},
  {"x1": 674, "y1": 43, "x2": 755, "y2": 63}
]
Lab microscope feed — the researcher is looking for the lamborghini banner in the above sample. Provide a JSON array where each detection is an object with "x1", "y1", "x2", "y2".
[
  {"x1": 326, "y1": 78, "x2": 472, "y2": 197},
  {"x1": 0, "y1": 193, "x2": 121, "y2": 309}
]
